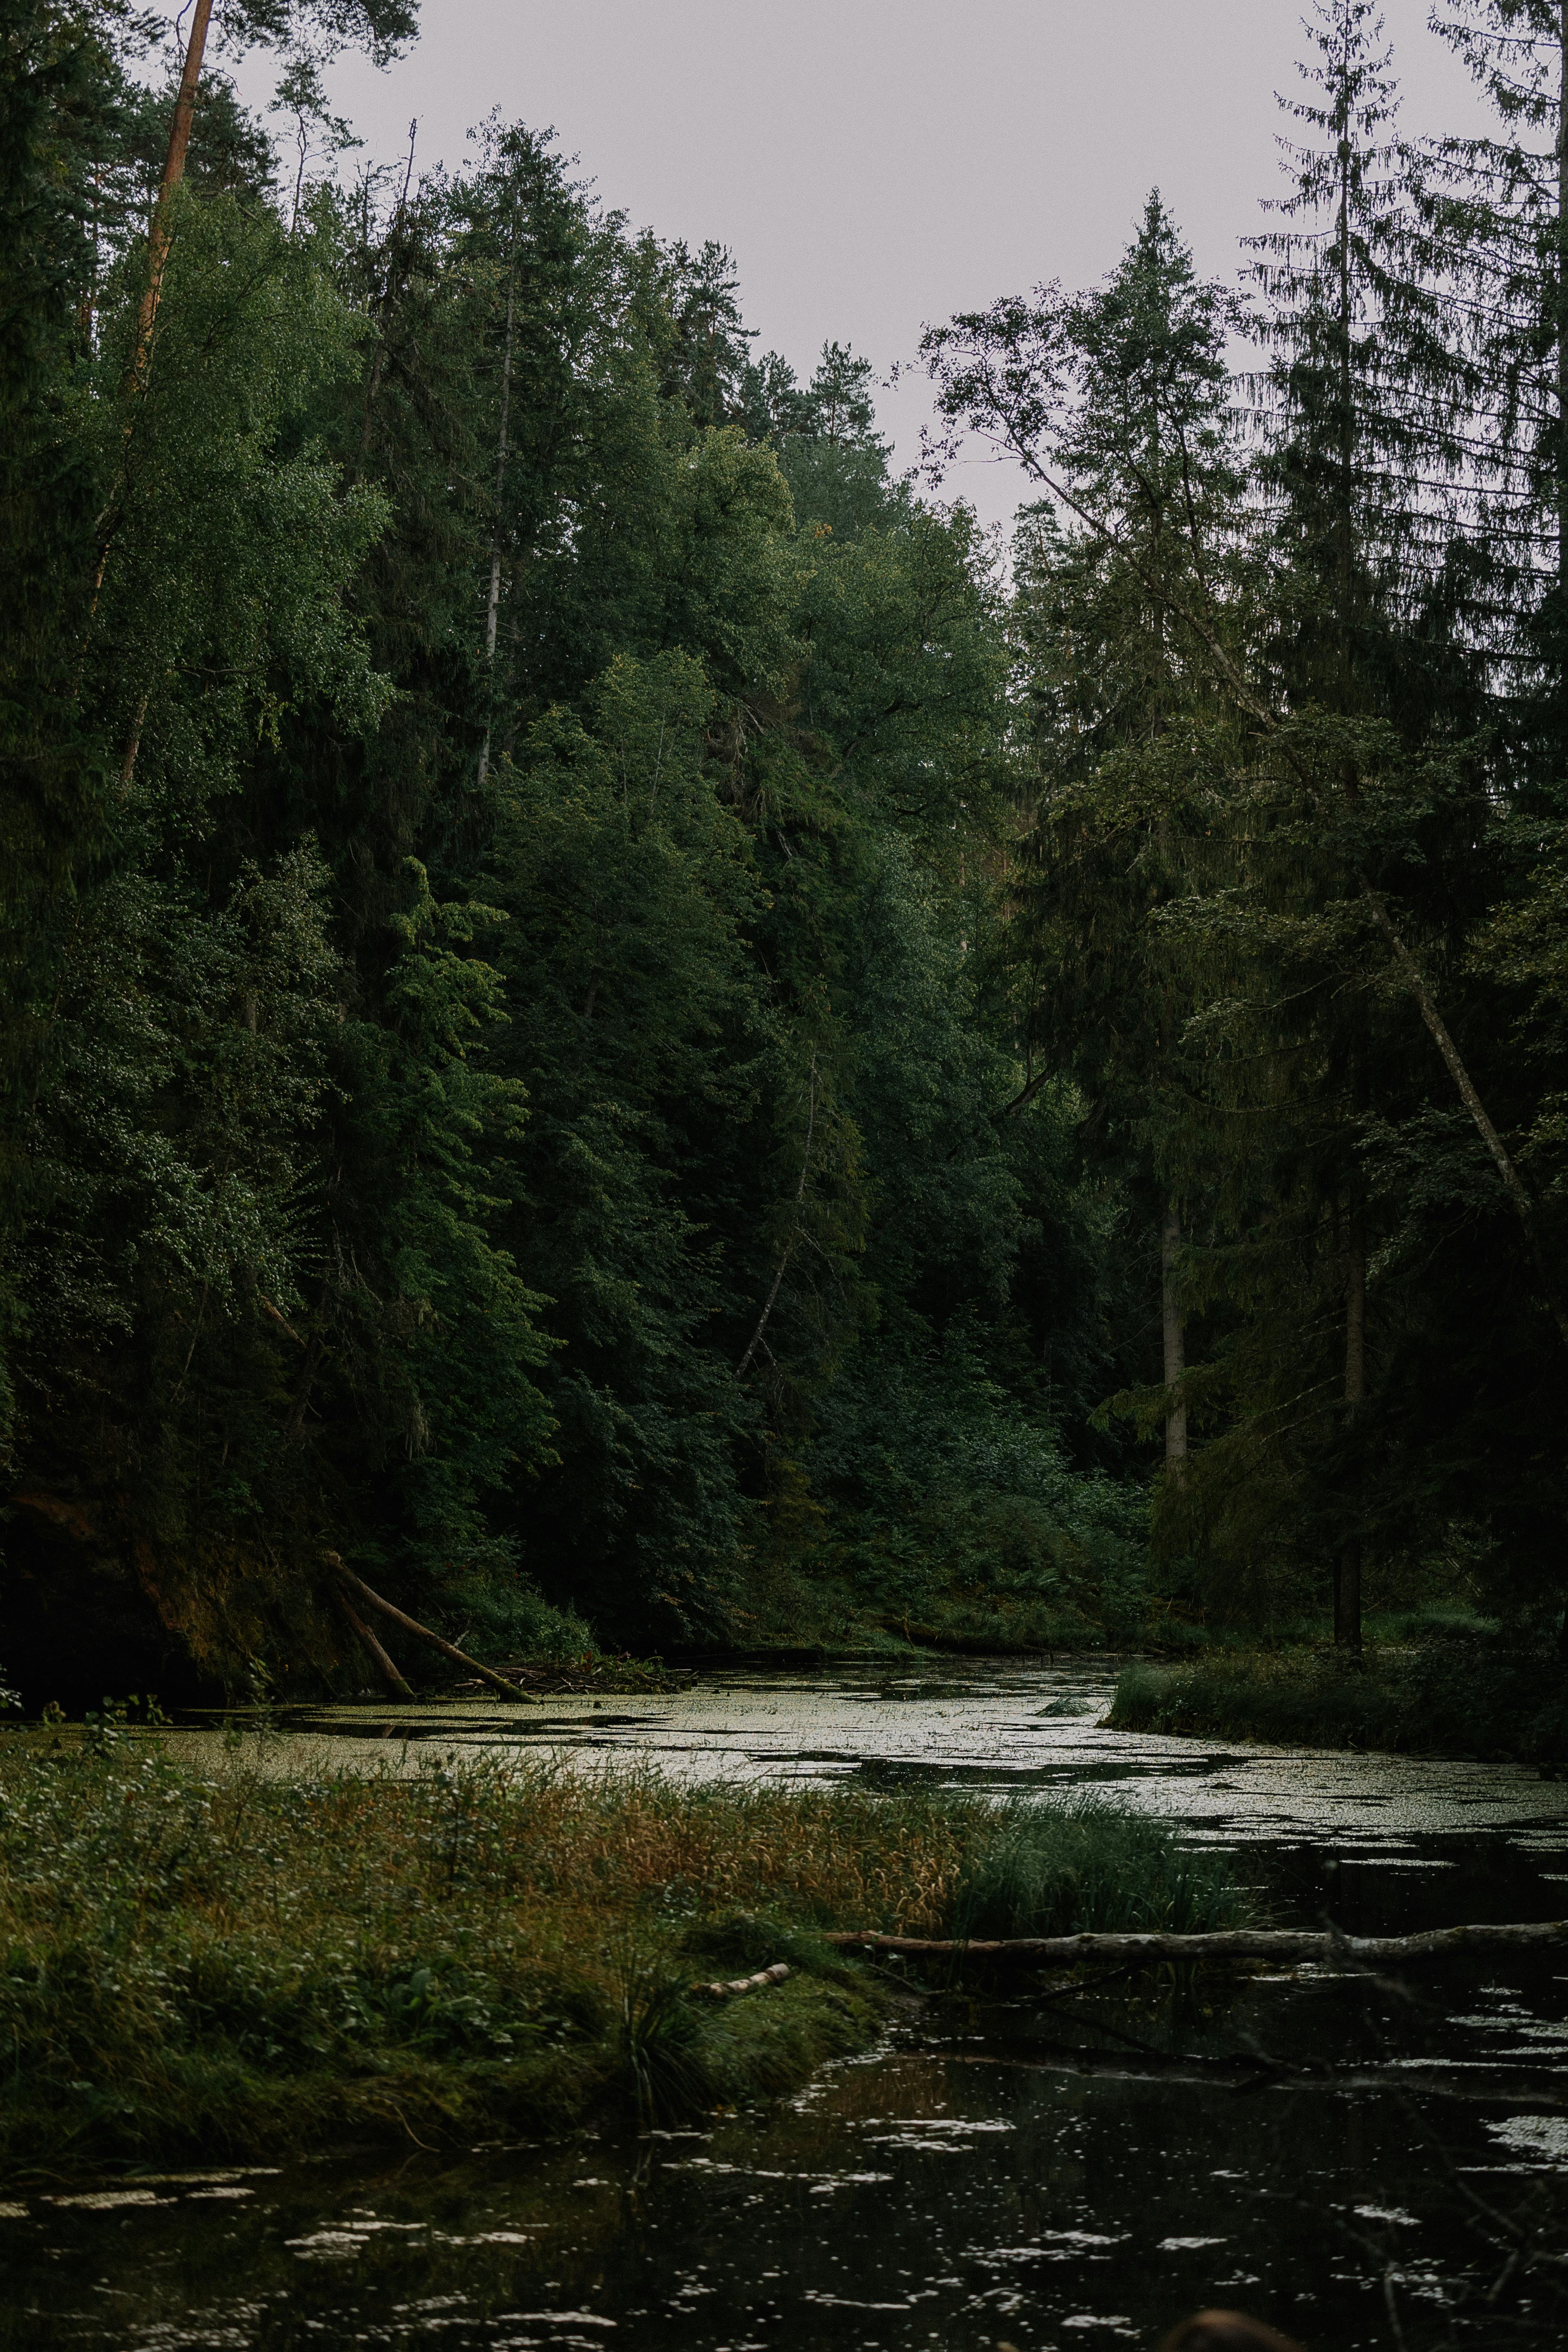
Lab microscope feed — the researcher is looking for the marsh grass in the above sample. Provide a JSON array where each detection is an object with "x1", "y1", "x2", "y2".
[
  {"x1": 953, "y1": 1794, "x2": 1252, "y2": 1941},
  {"x1": 1110, "y1": 1645, "x2": 1568, "y2": 1762},
  {"x1": 0, "y1": 1726, "x2": 959, "y2": 2176},
  {"x1": 0, "y1": 1724, "x2": 1252, "y2": 2177}
]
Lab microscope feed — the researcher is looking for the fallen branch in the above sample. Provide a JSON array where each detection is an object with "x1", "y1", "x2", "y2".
[
  {"x1": 692, "y1": 1962, "x2": 791, "y2": 2000},
  {"x1": 824, "y1": 1921, "x2": 1568, "y2": 1965},
  {"x1": 336, "y1": 1592, "x2": 415, "y2": 1702},
  {"x1": 326, "y1": 1556, "x2": 533, "y2": 1703}
]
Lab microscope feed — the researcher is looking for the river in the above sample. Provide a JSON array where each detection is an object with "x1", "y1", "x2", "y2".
[{"x1": 6, "y1": 1657, "x2": 1567, "y2": 2352}]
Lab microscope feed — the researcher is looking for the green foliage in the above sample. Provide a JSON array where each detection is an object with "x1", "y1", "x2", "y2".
[
  {"x1": 802, "y1": 1336, "x2": 1151, "y2": 1648},
  {"x1": 1109, "y1": 1642, "x2": 1568, "y2": 1764},
  {"x1": 34, "y1": 0, "x2": 1568, "y2": 1700},
  {"x1": 0, "y1": 43, "x2": 1135, "y2": 1686},
  {"x1": 952, "y1": 1795, "x2": 1253, "y2": 1941},
  {"x1": 0, "y1": 1734, "x2": 977, "y2": 2171},
  {"x1": 921, "y1": 6, "x2": 1568, "y2": 1660}
]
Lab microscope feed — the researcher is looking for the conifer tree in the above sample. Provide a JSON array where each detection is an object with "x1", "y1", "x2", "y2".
[
  {"x1": 1002, "y1": 194, "x2": 1246, "y2": 1482},
  {"x1": 1244, "y1": 0, "x2": 1419, "y2": 1642},
  {"x1": 1422, "y1": 0, "x2": 1568, "y2": 783},
  {"x1": 1249, "y1": 0, "x2": 1458, "y2": 712}
]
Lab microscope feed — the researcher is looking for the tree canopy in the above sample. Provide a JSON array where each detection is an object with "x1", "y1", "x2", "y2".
[{"x1": 4, "y1": 0, "x2": 1568, "y2": 1699}]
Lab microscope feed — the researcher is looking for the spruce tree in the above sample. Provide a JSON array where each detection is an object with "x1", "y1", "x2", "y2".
[
  {"x1": 1244, "y1": 0, "x2": 1418, "y2": 1642},
  {"x1": 1423, "y1": 0, "x2": 1568, "y2": 787},
  {"x1": 1004, "y1": 194, "x2": 1246, "y2": 1485}
]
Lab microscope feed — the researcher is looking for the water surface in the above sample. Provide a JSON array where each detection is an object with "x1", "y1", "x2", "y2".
[{"x1": 9, "y1": 1658, "x2": 1567, "y2": 2352}]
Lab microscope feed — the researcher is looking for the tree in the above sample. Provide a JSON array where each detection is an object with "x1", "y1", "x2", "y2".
[
  {"x1": 1001, "y1": 194, "x2": 1247, "y2": 1485},
  {"x1": 1422, "y1": 0, "x2": 1568, "y2": 787}
]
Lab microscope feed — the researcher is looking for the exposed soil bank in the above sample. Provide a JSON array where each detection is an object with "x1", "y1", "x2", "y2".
[{"x1": 1109, "y1": 1643, "x2": 1568, "y2": 1764}]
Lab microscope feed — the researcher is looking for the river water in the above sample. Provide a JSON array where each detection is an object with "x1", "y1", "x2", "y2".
[{"x1": 6, "y1": 1658, "x2": 1568, "y2": 2352}]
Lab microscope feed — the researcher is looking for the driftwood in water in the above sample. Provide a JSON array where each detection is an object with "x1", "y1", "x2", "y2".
[
  {"x1": 327, "y1": 1556, "x2": 532, "y2": 1703},
  {"x1": 692, "y1": 1962, "x2": 792, "y2": 2000},
  {"x1": 824, "y1": 1921, "x2": 1568, "y2": 1966},
  {"x1": 336, "y1": 1591, "x2": 415, "y2": 1701}
]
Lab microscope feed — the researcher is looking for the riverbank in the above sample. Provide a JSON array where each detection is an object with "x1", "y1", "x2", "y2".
[
  {"x1": 1109, "y1": 1642, "x2": 1568, "y2": 1764},
  {"x1": 0, "y1": 1724, "x2": 1249, "y2": 2181}
]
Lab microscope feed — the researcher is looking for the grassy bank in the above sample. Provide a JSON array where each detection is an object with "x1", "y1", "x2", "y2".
[
  {"x1": 0, "y1": 1725, "x2": 1250, "y2": 2179},
  {"x1": 1109, "y1": 1643, "x2": 1568, "y2": 1764}
]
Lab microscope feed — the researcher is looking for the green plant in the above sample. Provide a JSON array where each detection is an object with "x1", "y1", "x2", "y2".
[{"x1": 951, "y1": 1793, "x2": 1252, "y2": 1940}]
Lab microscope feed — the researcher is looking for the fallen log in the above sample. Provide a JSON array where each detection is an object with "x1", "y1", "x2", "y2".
[
  {"x1": 327, "y1": 1556, "x2": 533, "y2": 1703},
  {"x1": 692, "y1": 1962, "x2": 791, "y2": 2000},
  {"x1": 824, "y1": 1921, "x2": 1568, "y2": 1966},
  {"x1": 336, "y1": 1592, "x2": 415, "y2": 1701}
]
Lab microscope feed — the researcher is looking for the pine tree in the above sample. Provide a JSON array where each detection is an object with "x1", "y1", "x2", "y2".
[
  {"x1": 1004, "y1": 194, "x2": 1246, "y2": 1485},
  {"x1": 1248, "y1": 0, "x2": 1461, "y2": 719},
  {"x1": 1245, "y1": 0, "x2": 1418, "y2": 1642},
  {"x1": 1422, "y1": 0, "x2": 1568, "y2": 786}
]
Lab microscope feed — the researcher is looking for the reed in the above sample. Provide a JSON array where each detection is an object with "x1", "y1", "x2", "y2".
[{"x1": 953, "y1": 1793, "x2": 1252, "y2": 1941}]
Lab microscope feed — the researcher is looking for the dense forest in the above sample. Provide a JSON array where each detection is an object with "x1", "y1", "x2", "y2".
[{"x1": 3, "y1": 0, "x2": 1568, "y2": 1704}]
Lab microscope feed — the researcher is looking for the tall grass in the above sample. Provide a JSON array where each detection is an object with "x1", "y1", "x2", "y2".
[
  {"x1": 0, "y1": 1724, "x2": 1252, "y2": 2177},
  {"x1": 954, "y1": 1795, "x2": 1251, "y2": 1940}
]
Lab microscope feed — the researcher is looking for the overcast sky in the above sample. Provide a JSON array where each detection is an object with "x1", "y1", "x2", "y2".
[{"x1": 227, "y1": 0, "x2": 1495, "y2": 535}]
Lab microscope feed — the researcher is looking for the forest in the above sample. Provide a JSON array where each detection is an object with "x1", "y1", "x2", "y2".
[{"x1": 4, "y1": 0, "x2": 1568, "y2": 1709}]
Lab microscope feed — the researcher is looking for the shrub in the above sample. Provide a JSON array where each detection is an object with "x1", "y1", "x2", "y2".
[{"x1": 1107, "y1": 1643, "x2": 1568, "y2": 1762}]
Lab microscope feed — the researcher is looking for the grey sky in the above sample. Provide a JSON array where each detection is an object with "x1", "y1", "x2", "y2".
[{"x1": 233, "y1": 0, "x2": 1496, "y2": 534}]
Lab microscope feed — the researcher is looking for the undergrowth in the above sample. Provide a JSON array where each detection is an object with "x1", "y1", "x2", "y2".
[
  {"x1": 0, "y1": 1723, "x2": 1252, "y2": 2178},
  {"x1": 1109, "y1": 1643, "x2": 1568, "y2": 1763}
]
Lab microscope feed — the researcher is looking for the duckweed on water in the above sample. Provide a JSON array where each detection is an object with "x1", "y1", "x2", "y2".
[{"x1": 0, "y1": 1724, "x2": 1250, "y2": 2177}]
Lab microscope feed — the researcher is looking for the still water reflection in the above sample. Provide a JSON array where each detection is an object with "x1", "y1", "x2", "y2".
[{"x1": 7, "y1": 1659, "x2": 1568, "y2": 2352}]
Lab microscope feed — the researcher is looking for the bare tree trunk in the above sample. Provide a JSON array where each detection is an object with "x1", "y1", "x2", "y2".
[
  {"x1": 327, "y1": 1556, "x2": 531, "y2": 1701},
  {"x1": 736, "y1": 1056, "x2": 817, "y2": 1382},
  {"x1": 1559, "y1": 0, "x2": 1568, "y2": 626},
  {"x1": 824, "y1": 1920, "x2": 1568, "y2": 1965},
  {"x1": 87, "y1": 0, "x2": 214, "y2": 629},
  {"x1": 337, "y1": 1592, "x2": 414, "y2": 1699},
  {"x1": 132, "y1": 0, "x2": 215, "y2": 392},
  {"x1": 476, "y1": 272, "x2": 517, "y2": 790},
  {"x1": 1162, "y1": 1203, "x2": 1187, "y2": 1471},
  {"x1": 1357, "y1": 891, "x2": 1568, "y2": 1353},
  {"x1": 1335, "y1": 1220, "x2": 1366, "y2": 1649}
]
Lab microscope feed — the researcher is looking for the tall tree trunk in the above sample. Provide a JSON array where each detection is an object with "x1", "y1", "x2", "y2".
[
  {"x1": 1544, "y1": 0, "x2": 1568, "y2": 1689},
  {"x1": 1335, "y1": 1218, "x2": 1366, "y2": 1649},
  {"x1": 1162, "y1": 1203, "x2": 1187, "y2": 1472},
  {"x1": 1336, "y1": 86, "x2": 1355, "y2": 707},
  {"x1": 1558, "y1": 2, "x2": 1568, "y2": 731},
  {"x1": 475, "y1": 273, "x2": 516, "y2": 791},
  {"x1": 132, "y1": 0, "x2": 215, "y2": 389},
  {"x1": 88, "y1": 0, "x2": 215, "y2": 628}
]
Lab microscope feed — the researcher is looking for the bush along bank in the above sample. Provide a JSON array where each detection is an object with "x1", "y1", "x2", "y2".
[
  {"x1": 0, "y1": 1726, "x2": 1254, "y2": 2179},
  {"x1": 1108, "y1": 1642, "x2": 1568, "y2": 1765}
]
